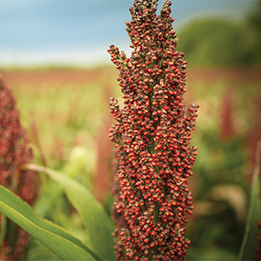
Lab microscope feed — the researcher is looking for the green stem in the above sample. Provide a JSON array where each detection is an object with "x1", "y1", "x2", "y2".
[
  {"x1": 0, "y1": 214, "x2": 7, "y2": 245},
  {"x1": 153, "y1": 202, "x2": 159, "y2": 224}
]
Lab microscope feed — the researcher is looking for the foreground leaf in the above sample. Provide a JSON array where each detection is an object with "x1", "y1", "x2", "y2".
[
  {"x1": 25, "y1": 163, "x2": 115, "y2": 261},
  {"x1": 0, "y1": 185, "x2": 102, "y2": 261},
  {"x1": 26, "y1": 238, "x2": 62, "y2": 261},
  {"x1": 34, "y1": 146, "x2": 92, "y2": 217},
  {"x1": 238, "y1": 141, "x2": 261, "y2": 260}
]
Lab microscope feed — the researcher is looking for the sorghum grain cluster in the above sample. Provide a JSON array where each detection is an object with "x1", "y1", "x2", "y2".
[
  {"x1": 108, "y1": 0, "x2": 199, "y2": 260},
  {"x1": 0, "y1": 72, "x2": 38, "y2": 260}
]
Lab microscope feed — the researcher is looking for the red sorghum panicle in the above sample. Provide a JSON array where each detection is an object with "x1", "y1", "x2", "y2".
[
  {"x1": 0, "y1": 72, "x2": 39, "y2": 260},
  {"x1": 108, "y1": 0, "x2": 199, "y2": 260}
]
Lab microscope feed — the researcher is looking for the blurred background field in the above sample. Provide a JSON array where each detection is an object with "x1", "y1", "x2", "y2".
[
  {"x1": 2, "y1": 64, "x2": 261, "y2": 260},
  {"x1": 1, "y1": 0, "x2": 261, "y2": 260}
]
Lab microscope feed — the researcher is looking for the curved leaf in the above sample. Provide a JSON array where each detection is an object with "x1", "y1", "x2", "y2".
[
  {"x1": 0, "y1": 185, "x2": 102, "y2": 261},
  {"x1": 238, "y1": 141, "x2": 261, "y2": 260},
  {"x1": 26, "y1": 238, "x2": 62, "y2": 261},
  {"x1": 25, "y1": 163, "x2": 115, "y2": 261},
  {"x1": 34, "y1": 146, "x2": 92, "y2": 217}
]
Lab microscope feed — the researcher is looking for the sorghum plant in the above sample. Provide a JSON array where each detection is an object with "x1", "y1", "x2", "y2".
[
  {"x1": 0, "y1": 72, "x2": 38, "y2": 260},
  {"x1": 108, "y1": 0, "x2": 199, "y2": 260}
]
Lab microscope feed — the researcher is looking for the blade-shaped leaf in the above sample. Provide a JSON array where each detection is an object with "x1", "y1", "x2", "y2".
[
  {"x1": 26, "y1": 238, "x2": 62, "y2": 261},
  {"x1": 238, "y1": 141, "x2": 261, "y2": 260},
  {"x1": 34, "y1": 146, "x2": 91, "y2": 217},
  {"x1": 25, "y1": 163, "x2": 115, "y2": 261},
  {"x1": 0, "y1": 185, "x2": 102, "y2": 261}
]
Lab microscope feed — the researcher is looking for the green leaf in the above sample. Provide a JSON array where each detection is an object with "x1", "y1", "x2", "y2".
[
  {"x1": 34, "y1": 146, "x2": 92, "y2": 217},
  {"x1": 26, "y1": 238, "x2": 62, "y2": 261},
  {"x1": 25, "y1": 163, "x2": 115, "y2": 261},
  {"x1": 238, "y1": 142, "x2": 261, "y2": 260},
  {"x1": 0, "y1": 185, "x2": 102, "y2": 261}
]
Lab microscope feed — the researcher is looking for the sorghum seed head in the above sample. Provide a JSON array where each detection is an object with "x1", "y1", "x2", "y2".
[
  {"x1": 108, "y1": 0, "x2": 198, "y2": 260},
  {"x1": 0, "y1": 72, "x2": 39, "y2": 260}
]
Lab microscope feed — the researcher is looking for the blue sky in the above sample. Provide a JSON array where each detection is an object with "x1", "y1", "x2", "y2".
[{"x1": 0, "y1": 0, "x2": 257, "y2": 67}]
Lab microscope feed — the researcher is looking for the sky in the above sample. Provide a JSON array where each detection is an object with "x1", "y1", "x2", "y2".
[{"x1": 0, "y1": 0, "x2": 257, "y2": 67}]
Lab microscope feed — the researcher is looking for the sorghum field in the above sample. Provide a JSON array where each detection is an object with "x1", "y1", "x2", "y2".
[{"x1": 1, "y1": 65, "x2": 261, "y2": 260}]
